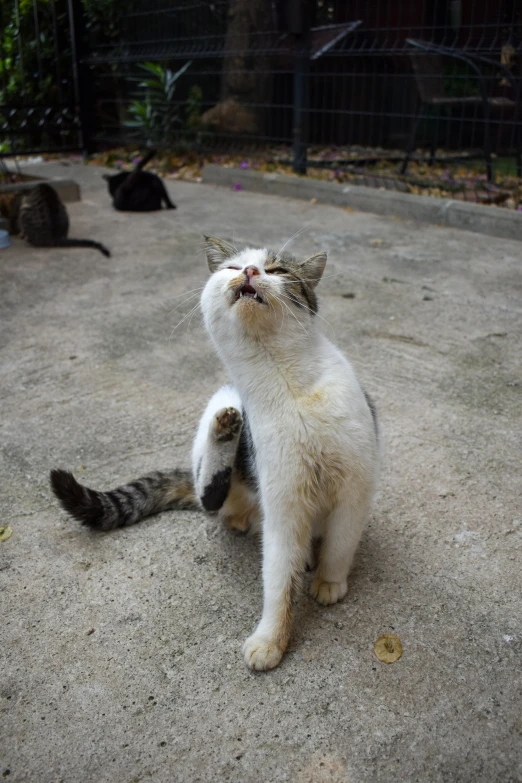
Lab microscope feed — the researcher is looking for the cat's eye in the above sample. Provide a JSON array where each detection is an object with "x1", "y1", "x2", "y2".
[
  {"x1": 227, "y1": 265, "x2": 241, "y2": 270},
  {"x1": 267, "y1": 267, "x2": 287, "y2": 275}
]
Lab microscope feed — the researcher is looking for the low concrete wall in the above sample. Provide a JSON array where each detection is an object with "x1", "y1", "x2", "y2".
[
  {"x1": 0, "y1": 177, "x2": 81, "y2": 202},
  {"x1": 202, "y1": 165, "x2": 522, "y2": 242}
]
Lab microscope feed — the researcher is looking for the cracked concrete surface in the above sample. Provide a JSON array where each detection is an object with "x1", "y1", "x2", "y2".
[{"x1": 1, "y1": 161, "x2": 521, "y2": 783}]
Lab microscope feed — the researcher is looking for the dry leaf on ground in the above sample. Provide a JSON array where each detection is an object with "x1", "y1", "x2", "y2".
[
  {"x1": 0, "y1": 525, "x2": 13, "y2": 541},
  {"x1": 374, "y1": 633, "x2": 403, "y2": 663}
]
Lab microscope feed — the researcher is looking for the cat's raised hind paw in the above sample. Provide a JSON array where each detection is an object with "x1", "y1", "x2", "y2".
[
  {"x1": 213, "y1": 407, "x2": 243, "y2": 441},
  {"x1": 243, "y1": 633, "x2": 284, "y2": 671},
  {"x1": 310, "y1": 577, "x2": 348, "y2": 606}
]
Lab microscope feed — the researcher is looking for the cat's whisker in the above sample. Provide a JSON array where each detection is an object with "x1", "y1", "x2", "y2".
[
  {"x1": 220, "y1": 236, "x2": 238, "y2": 254},
  {"x1": 297, "y1": 272, "x2": 345, "y2": 284},
  {"x1": 165, "y1": 290, "x2": 205, "y2": 317},
  {"x1": 168, "y1": 302, "x2": 202, "y2": 340},
  {"x1": 165, "y1": 286, "x2": 205, "y2": 302},
  {"x1": 279, "y1": 297, "x2": 309, "y2": 334},
  {"x1": 271, "y1": 292, "x2": 310, "y2": 336},
  {"x1": 276, "y1": 290, "x2": 335, "y2": 337},
  {"x1": 277, "y1": 223, "x2": 312, "y2": 257},
  {"x1": 186, "y1": 300, "x2": 204, "y2": 333}
]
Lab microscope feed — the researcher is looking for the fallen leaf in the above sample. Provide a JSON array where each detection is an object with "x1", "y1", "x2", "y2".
[
  {"x1": 0, "y1": 525, "x2": 13, "y2": 541},
  {"x1": 374, "y1": 633, "x2": 403, "y2": 663},
  {"x1": 309, "y1": 197, "x2": 317, "y2": 204},
  {"x1": 87, "y1": 628, "x2": 95, "y2": 636},
  {"x1": 370, "y1": 238, "x2": 384, "y2": 246}
]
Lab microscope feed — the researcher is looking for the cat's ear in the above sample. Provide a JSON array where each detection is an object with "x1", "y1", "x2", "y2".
[
  {"x1": 299, "y1": 252, "x2": 327, "y2": 288},
  {"x1": 204, "y1": 235, "x2": 234, "y2": 272}
]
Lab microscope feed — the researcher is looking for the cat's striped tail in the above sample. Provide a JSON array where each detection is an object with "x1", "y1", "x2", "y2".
[
  {"x1": 50, "y1": 468, "x2": 199, "y2": 531},
  {"x1": 58, "y1": 238, "x2": 111, "y2": 257}
]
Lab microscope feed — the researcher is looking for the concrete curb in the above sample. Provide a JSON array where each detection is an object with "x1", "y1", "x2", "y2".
[
  {"x1": 202, "y1": 164, "x2": 522, "y2": 242},
  {"x1": 0, "y1": 177, "x2": 81, "y2": 203}
]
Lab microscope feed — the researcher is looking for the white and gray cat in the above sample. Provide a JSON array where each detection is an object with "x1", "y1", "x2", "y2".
[{"x1": 51, "y1": 237, "x2": 380, "y2": 670}]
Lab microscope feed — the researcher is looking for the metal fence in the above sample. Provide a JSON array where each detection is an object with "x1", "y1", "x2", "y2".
[
  {"x1": 80, "y1": 0, "x2": 521, "y2": 177},
  {"x1": 0, "y1": 0, "x2": 85, "y2": 157},
  {"x1": 1, "y1": 0, "x2": 521, "y2": 185}
]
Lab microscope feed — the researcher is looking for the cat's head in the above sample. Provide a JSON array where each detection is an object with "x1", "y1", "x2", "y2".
[
  {"x1": 102, "y1": 172, "x2": 127, "y2": 196},
  {"x1": 201, "y1": 236, "x2": 327, "y2": 340}
]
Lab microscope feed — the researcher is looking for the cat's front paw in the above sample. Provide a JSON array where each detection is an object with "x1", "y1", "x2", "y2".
[
  {"x1": 213, "y1": 407, "x2": 243, "y2": 441},
  {"x1": 243, "y1": 633, "x2": 284, "y2": 671},
  {"x1": 310, "y1": 577, "x2": 348, "y2": 606}
]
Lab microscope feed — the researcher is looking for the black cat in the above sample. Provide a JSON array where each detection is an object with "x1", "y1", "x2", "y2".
[
  {"x1": 9, "y1": 184, "x2": 111, "y2": 257},
  {"x1": 103, "y1": 149, "x2": 176, "y2": 212}
]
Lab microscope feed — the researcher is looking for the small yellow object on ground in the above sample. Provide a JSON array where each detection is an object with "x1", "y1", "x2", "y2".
[
  {"x1": 0, "y1": 525, "x2": 13, "y2": 541},
  {"x1": 374, "y1": 633, "x2": 403, "y2": 663}
]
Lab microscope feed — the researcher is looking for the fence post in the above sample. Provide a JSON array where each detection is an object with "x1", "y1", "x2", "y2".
[
  {"x1": 290, "y1": 0, "x2": 311, "y2": 175},
  {"x1": 68, "y1": 0, "x2": 93, "y2": 156}
]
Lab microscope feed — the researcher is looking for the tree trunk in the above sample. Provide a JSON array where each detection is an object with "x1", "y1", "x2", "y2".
[{"x1": 201, "y1": 0, "x2": 273, "y2": 136}]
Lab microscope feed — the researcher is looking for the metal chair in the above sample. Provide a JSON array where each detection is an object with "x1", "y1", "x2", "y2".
[{"x1": 401, "y1": 39, "x2": 521, "y2": 181}]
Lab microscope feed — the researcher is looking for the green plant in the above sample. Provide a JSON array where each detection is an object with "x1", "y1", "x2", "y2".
[
  {"x1": 83, "y1": 0, "x2": 130, "y2": 42},
  {"x1": 124, "y1": 61, "x2": 192, "y2": 146},
  {"x1": 0, "y1": 0, "x2": 76, "y2": 151}
]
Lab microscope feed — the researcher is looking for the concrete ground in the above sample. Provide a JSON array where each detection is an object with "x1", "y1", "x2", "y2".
[{"x1": 1, "y1": 161, "x2": 521, "y2": 783}]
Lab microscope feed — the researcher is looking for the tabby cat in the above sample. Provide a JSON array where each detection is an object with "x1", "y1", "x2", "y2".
[
  {"x1": 9, "y1": 183, "x2": 110, "y2": 257},
  {"x1": 51, "y1": 237, "x2": 380, "y2": 671},
  {"x1": 103, "y1": 149, "x2": 176, "y2": 212}
]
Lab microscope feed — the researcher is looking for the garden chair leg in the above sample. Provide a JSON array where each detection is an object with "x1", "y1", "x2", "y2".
[
  {"x1": 512, "y1": 78, "x2": 522, "y2": 178},
  {"x1": 401, "y1": 108, "x2": 421, "y2": 175},
  {"x1": 482, "y1": 110, "x2": 493, "y2": 182},
  {"x1": 429, "y1": 108, "x2": 438, "y2": 166}
]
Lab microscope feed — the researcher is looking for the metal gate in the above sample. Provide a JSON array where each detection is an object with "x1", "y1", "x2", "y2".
[{"x1": 0, "y1": 0, "x2": 84, "y2": 157}]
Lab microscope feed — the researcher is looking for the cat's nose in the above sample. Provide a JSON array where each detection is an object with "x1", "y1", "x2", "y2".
[{"x1": 245, "y1": 266, "x2": 260, "y2": 280}]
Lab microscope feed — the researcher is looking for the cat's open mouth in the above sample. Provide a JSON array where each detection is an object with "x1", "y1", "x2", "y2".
[{"x1": 234, "y1": 283, "x2": 265, "y2": 304}]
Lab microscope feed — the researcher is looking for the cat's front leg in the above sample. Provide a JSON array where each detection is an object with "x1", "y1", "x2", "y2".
[
  {"x1": 310, "y1": 497, "x2": 369, "y2": 605},
  {"x1": 243, "y1": 510, "x2": 310, "y2": 671}
]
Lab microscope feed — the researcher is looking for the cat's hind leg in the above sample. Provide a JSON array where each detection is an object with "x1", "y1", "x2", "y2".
[
  {"x1": 192, "y1": 386, "x2": 243, "y2": 515},
  {"x1": 159, "y1": 181, "x2": 176, "y2": 209},
  {"x1": 310, "y1": 497, "x2": 370, "y2": 606}
]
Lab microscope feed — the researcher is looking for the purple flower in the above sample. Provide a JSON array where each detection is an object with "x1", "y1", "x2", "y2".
[
  {"x1": 132, "y1": 156, "x2": 141, "y2": 165},
  {"x1": 233, "y1": 183, "x2": 243, "y2": 191},
  {"x1": 240, "y1": 161, "x2": 250, "y2": 169},
  {"x1": 517, "y1": 205, "x2": 522, "y2": 212}
]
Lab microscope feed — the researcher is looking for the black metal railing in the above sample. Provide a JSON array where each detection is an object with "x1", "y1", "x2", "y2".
[
  {"x1": 79, "y1": 0, "x2": 521, "y2": 181},
  {"x1": 2, "y1": 0, "x2": 521, "y2": 191}
]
